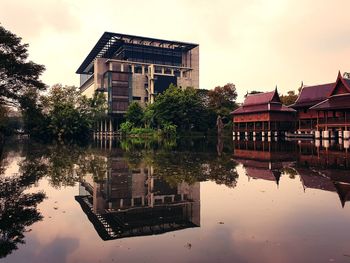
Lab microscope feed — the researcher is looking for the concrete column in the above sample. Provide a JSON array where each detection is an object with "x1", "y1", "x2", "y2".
[
  {"x1": 131, "y1": 64, "x2": 135, "y2": 73},
  {"x1": 104, "y1": 120, "x2": 107, "y2": 137},
  {"x1": 315, "y1": 130, "x2": 321, "y2": 139},
  {"x1": 245, "y1": 131, "x2": 248, "y2": 137},
  {"x1": 121, "y1": 63, "x2": 124, "y2": 72},
  {"x1": 274, "y1": 131, "x2": 278, "y2": 137},
  {"x1": 253, "y1": 131, "x2": 256, "y2": 136},
  {"x1": 322, "y1": 130, "x2": 329, "y2": 139},
  {"x1": 142, "y1": 66, "x2": 145, "y2": 75},
  {"x1": 268, "y1": 131, "x2": 271, "y2": 137},
  {"x1": 315, "y1": 139, "x2": 320, "y2": 148},
  {"x1": 232, "y1": 131, "x2": 236, "y2": 137},
  {"x1": 344, "y1": 131, "x2": 350, "y2": 140},
  {"x1": 322, "y1": 139, "x2": 330, "y2": 149},
  {"x1": 262, "y1": 131, "x2": 265, "y2": 137},
  {"x1": 344, "y1": 140, "x2": 350, "y2": 149},
  {"x1": 109, "y1": 119, "x2": 113, "y2": 136}
]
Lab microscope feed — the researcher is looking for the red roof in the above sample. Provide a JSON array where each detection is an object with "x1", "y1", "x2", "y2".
[
  {"x1": 309, "y1": 94, "x2": 350, "y2": 110},
  {"x1": 243, "y1": 90, "x2": 280, "y2": 106},
  {"x1": 290, "y1": 83, "x2": 334, "y2": 108},
  {"x1": 232, "y1": 89, "x2": 296, "y2": 115}
]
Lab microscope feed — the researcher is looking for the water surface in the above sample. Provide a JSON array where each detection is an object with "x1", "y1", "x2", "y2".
[{"x1": 0, "y1": 137, "x2": 350, "y2": 263}]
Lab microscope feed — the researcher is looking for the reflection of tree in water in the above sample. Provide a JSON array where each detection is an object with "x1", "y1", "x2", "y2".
[
  {"x1": 124, "y1": 148, "x2": 239, "y2": 188},
  {"x1": 0, "y1": 154, "x2": 46, "y2": 258}
]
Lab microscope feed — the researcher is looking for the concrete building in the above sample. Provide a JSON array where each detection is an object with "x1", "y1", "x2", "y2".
[{"x1": 76, "y1": 32, "x2": 199, "y2": 135}]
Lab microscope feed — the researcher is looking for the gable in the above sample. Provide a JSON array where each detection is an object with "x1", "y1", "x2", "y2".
[
  {"x1": 331, "y1": 81, "x2": 350, "y2": 96},
  {"x1": 329, "y1": 72, "x2": 350, "y2": 96}
]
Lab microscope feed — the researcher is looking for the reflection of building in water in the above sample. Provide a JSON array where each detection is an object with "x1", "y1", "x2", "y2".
[
  {"x1": 232, "y1": 140, "x2": 350, "y2": 207},
  {"x1": 75, "y1": 155, "x2": 200, "y2": 240},
  {"x1": 233, "y1": 140, "x2": 295, "y2": 186},
  {"x1": 297, "y1": 141, "x2": 350, "y2": 169},
  {"x1": 297, "y1": 168, "x2": 350, "y2": 208}
]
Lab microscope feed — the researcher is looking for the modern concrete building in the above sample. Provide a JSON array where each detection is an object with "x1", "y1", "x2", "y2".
[{"x1": 76, "y1": 32, "x2": 199, "y2": 135}]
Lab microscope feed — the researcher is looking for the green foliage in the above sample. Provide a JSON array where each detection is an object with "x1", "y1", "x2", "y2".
[
  {"x1": 20, "y1": 88, "x2": 51, "y2": 138},
  {"x1": 207, "y1": 83, "x2": 238, "y2": 123},
  {"x1": 0, "y1": 25, "x2": 46, "y2": 106},
  {"x1": 152, "y1": 84, "x2": 210, "y2": 132},
  {"x1": 21, "y1": 84, "x2": 107, "y2": 141},
  {"x1": 280, "y1": 90, "x2": 298, "y2": 106},
  {"x1": 161, "y1": 122, "x2": 177, "y2": 138},
  {"x1": 120, "y1": 121, "x2": 133, "y2": 134},
  {"x1": 125, "y1": 102, "x2": 144, "y2": 127}
]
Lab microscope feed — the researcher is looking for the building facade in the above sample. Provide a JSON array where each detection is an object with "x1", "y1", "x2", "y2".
[
  {"x1": 290, "y1": 83, "x2": 334, "y2": 134},
  {"x1": 76, "y1": 32, "x2": 199, "y2": 134},
  {"x1": 310, "y1": 72, "x2": 350, "y2": 139},
  {"x1": 290, "y1": 72, "x2": 350, "y2": 139},
  {"x1": 231, "y1": 88, "x2": 296, "y2": 138}
]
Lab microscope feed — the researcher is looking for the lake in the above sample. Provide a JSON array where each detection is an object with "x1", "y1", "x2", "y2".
[{"x1": 0, "y1": 137, "x2": 350, "y2": 263}]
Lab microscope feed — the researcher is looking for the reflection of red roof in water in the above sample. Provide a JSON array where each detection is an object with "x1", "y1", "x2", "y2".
[
  {"x1": 334, "y1": 183, "x2": 350, "y2": 208},
  {"x1": 297, "y1": 168, "x2": 336, "y2": 192},
  {"x1": 245, "y1": 167, "x2": 281, "y2": 185}
]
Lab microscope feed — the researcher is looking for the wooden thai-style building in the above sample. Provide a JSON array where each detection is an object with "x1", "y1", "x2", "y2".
[
  {"x1": 232, "y1": 88, "x2": 296, "y2": 137},
  {"x1": 310, "y1": 72, "x2": 350, "y2": 139},
  {"x1": 290, "y1": 83, "x2": 334, "y2": 134}
]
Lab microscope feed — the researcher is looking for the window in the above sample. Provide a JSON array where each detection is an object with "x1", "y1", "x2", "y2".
[{"x1": 132, "y1": 96, "x2": 141, "y2": 101}]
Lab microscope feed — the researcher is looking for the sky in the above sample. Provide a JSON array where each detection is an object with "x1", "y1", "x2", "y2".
[{"x1": 1, "y1": 0, "x2": 350, "y2": 101}]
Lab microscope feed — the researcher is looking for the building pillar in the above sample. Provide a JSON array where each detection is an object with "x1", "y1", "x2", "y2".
[
  {"x1": 121, "y1": 63, "x2": 124, "y2": 72},
  {"x1": 344, "y1": 130, "x2": 350, "y2": 140},
  {"x1": 142, "y1": 66, "x2": 145, "y2": 75},
  {"x1": 323, "y1": 130, "x2": 329, "y2": 139},
  {"x1": 109, "y1": 119, "x2": 113, "y2": 136},
  {"x1": 315, "y1": 130, "x2": 321, "y2": 139}
]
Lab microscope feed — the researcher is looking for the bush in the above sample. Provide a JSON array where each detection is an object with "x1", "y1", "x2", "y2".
[
  {"x1": 161, "y1": 122, "x2": 177, "y2": 138},
  {"x1": 120, "y1": 121, "x2": 133, "y2": 134}
]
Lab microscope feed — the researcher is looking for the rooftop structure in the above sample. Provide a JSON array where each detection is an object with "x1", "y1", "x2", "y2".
[{"x1": 76, "y1": 32, "x2": 199, "y2": 135}]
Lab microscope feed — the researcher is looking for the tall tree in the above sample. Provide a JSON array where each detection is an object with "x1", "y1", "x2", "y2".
[
  {"x1": 208, "y1": 83, "x2": 238, "y2": 121},
  {"x1": 0, "y1": 25, "x2": 46, "y2": 105}
]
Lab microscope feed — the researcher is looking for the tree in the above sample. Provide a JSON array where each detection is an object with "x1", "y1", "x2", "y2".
[
  {"x1": 21, "y1": 84, "x2": 107, "y2": 140},
  {"x1": 244, "y1": 90, "x2": 263, "y2": 98},
  {"x1": 0, "y1": 25, "x2": 46, "y2": 106},
  {"x1": 207, "y1": 83, "x2": 238, "y2": 122},
  {"x1": 125, "y1": 102, "x2": 144, "y2": 127},
  {"x1": 152, "y1": 84, "x2": 210, "y2": 132},
  {"x1": 20, "y1": 88, "x2": 50, "y2": 138},
  {"x1": 280, "y1": 90, "x2": 298, "y2": 106}
]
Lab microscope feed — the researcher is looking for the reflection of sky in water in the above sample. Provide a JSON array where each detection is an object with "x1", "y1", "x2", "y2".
[{"x1": 1, "y1": 140, "x2": 350, "y2": 263}]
